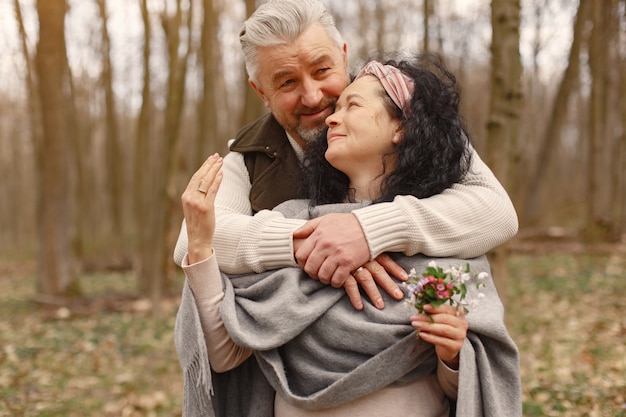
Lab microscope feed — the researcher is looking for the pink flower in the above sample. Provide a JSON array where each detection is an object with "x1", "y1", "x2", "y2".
[{"x1": 402, "y1": 260, "x2": 488, "y2": 318}]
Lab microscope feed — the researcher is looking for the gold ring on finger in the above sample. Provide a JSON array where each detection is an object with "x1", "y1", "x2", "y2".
[{"x1": 351, "y1": 266, "x2": 365, "y2": 276}]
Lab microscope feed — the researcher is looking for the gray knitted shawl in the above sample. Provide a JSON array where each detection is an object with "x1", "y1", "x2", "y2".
[{"x1": 175, "y1": 200, "x2": 522, "y2": 417}]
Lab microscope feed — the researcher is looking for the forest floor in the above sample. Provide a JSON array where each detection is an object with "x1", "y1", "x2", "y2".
[{"x1": 0, "y1": 240, "x2": 625, "y2": 417}]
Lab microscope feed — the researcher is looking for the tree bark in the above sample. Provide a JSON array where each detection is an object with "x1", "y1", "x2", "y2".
[
  {"x1": 241, "y1": 0, "x2": 267, "y2": 125},
  {"x1": 138, "y1": 0, "x2": 192, "y2": 315},
  {"x1": 423, "y1": 0, "x2": 431, "y2": 53},
  {"x1": 586, "y1": 0, "x2": 611, "y2": 242},
  {"x1": 196, "y1": 0, "x2": 220, "y2": 167},
  {"x1": 606, "y1": 0, "x2": 624, "y2": 241},
  {"x1": 134, "y1": 0, "x2": 153, "y2": 296},
  {"x1": 614, "y1": 0, "x2": 626, "y2": 237},
  {"x1": 486, "y1": 0, "x2": 523, "y2": 190},
  {"x1": 13, "y1": 0, "x2": 42, "y2": 250},
  {"x1": 35, "y1": 0, "x2": 78, "y2": 296},
  {"x1": 375, "y1": 2, "x2": 386, "y2": 53},
  {"x1": 615, "y1": 33, "x2": 626, "y2": 241},
  {"x1": 96, "y1": 0, "x2": 124, "y2": 244},
  {"x1": 486, "y1": 0, "x2": 523, "y2": 299}
]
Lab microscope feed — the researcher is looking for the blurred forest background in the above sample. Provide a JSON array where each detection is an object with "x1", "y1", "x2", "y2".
[{"x1": 0, "y1": 0, "x2": 624, "y2": 304}]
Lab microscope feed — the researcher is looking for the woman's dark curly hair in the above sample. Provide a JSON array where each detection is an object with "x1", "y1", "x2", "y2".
[{"x1": 302, "y1": 53, "x2": 472, "y2": 206}]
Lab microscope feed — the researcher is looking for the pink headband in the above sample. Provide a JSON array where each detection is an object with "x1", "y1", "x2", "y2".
[{"x1": 355, "y1": 61, "x2": 415, "y2": 116}]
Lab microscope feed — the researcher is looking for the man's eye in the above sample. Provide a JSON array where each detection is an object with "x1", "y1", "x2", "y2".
[
  {"x1": 316, "y1": 67, "x2": 331, "y2": 75},
  {"x1": 280, "y1": 79, "x2": 295, "y2": 88}
]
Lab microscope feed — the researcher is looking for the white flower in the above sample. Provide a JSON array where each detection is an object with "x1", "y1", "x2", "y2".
[
  {"x1": 477, "y1": 271, "x2": 489, "y2": 280},
  {"x1": 428, "y1": 261, "x2": 437, "y2": 268}
]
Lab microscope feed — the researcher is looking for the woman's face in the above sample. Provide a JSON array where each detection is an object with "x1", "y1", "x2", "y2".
[{"x1": 324, "y1": 75, "x2": 402, "y2": 192}]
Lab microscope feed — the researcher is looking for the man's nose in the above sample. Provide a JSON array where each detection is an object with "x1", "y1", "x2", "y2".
[{"x1": 300, "y1": 78, "x2": 324, "y2": 108}]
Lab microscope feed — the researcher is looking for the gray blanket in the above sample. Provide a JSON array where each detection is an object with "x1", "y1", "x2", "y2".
[{"x1": 175, "y1": 200, "x2": 522, "y2": 417}]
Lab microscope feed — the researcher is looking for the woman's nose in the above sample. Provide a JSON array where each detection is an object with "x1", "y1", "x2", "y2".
[{"x1": 325, "y1": 111, "x2": 339, "y2": 127}]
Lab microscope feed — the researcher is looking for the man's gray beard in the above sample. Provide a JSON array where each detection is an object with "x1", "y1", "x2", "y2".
[{"x1": 297, "y1": 125, "x2": 326, "y2": 145}]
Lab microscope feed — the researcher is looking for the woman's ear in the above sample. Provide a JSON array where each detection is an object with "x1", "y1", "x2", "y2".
[{"x1": 391, "y1": 124, "x2": 403, "y2": 145}]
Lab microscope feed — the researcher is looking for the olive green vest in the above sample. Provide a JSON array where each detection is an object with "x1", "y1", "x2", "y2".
[{"x1": 230, "y1": 113, "x2": 304, "y2": 213}]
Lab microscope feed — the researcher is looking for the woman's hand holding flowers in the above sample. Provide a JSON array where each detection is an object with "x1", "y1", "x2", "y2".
[{"x1": 410, "y1": 304, "x2": 468, "y2": 369}]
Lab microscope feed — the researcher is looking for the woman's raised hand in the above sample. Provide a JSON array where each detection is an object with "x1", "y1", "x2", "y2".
[{"x1": 181, "y1": 153, "x2": 223, "y2": 264}]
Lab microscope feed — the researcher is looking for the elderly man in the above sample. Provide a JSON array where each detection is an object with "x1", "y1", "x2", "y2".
[{"x1": 174, "y1": 0, "x2": 518, "y2": 310}]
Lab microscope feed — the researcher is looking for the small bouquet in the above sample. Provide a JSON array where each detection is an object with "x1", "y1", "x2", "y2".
[{"x1": 403, "y1": 260, "x2": 488, "y2": 319}]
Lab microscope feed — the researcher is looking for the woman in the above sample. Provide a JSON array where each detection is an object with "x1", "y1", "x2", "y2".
[{"x1": 175, "y1": 55, "x2": 521, "y2": 417}]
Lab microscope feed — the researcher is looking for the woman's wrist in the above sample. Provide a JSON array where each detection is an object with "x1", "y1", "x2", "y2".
[
  {"x1": 441, "y1": 355, "x2": 460, "y2": 371},
  {"x1": 187, "y1": 246, "x2": 214, "y2": 264}
]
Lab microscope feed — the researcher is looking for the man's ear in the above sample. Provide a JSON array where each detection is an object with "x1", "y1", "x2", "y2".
[{"x1": 249, "y1": 79, "x2": 270, "y2": 108}]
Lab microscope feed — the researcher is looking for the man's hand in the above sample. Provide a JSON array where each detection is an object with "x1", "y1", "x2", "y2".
[
  {"x1": 293, "y1": 213, "x2": 407, "y2": 310},
  {"x1": 293, "y1": 213, "x2": 369, "y2": 285}
]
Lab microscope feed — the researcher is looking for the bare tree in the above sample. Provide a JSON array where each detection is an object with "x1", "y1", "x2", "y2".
[
  {"x1": 96, "y1": 0, "x2": 124, "y2": 245},
  {"x1": 524, "y1": 0, "x2": 590, "y2": 224},
  {"x1": 196, "y1": 0, "x2": 222, "y2": 167},
  {"x1": 619, "y1": 0, "x2": 626, "y2": 237},
  {"x1": 135, "y1": 0, "x2": 193, "y2": 314},
  {"x1": 374, "y1": 2, "x2": 386, "y2": 53},
  {"x1": 486, "y1": 0, "x2": 523, "y2": 296},
  {"x1": 606, "y1": 0, "x2": 625, "y2": 241},
  {"x1": 586, "y1": 0, "x2": 612, "y2": 242},
  {"x1": 134, "y1": 0, "x2": 154, "y2": 297},
  {"x1": 486, "y1": 0, "x2": 523, "y2": 192},
  {"x1": 241, "y1": 0, "x2": 267, "y2": 125},
  {"x1": 12, "y1": 0, "x2": 41, "y2": 251},
  {"x1": 423, "y1": 0, "x2": 432, "y2": 53},
  {"x1": 35, "y1": 0, "x2": 78, "y2": 296}
]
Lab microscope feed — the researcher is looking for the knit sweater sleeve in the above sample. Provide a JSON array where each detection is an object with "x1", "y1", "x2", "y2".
[
  {"x1": 352, "y1": 148, "x2": 518, "y2": 259},
  {"x1": 173, "y1": 151, "x2": 306, "y2": 273}
]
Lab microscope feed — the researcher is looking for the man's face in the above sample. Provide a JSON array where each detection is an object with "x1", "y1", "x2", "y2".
[{"x1": 249, "y1": 24, "x2": 350, "y2": 147}]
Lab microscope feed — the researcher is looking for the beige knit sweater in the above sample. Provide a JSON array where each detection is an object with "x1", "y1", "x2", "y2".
[{"x1": 173, "y1": 139, "x2": 518, "y2": 273}]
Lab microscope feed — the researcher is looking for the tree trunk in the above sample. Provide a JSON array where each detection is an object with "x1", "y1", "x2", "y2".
[
  {"x1": 423, "y1": 0, "x2": 431, "y2": 53},
  {"x1": 614, "y1": 4, "x2": 626, "y2": 237},
  {"x1": 616, "y1": 41, "x2": 626, "y2": 242},
  {"x1": 96, "y1": 0, "x2": 124, "y2": 248},
  {"x1": 241, "y1": 0, "x2": 267, "y2": 125},
  {"x1": 586, "y1": 0, "x2": 611, "y2": 242},
  {"x1": 486, "y1": 0, "x2": 523, "y2": 299},
  {"x1": 13, "y1": 0, "x2": 42, "y2": 251},
  {"x1": 375, "y1": 2, "x2": 386, "y2": 53},
  {"x1": 138, "y1": 0, "x2": 191, "y2": 315},
  {"x1": 486, "y1": 0, "x2": 523, "y2": 191},
  {"x1": 196, "y1": 0, "x2": 220, "y2": 167},
  {"x1": 35, "y1": 0, "x2": 78, "y2": 297},
  {"x1": 606, "y1": 0, "x2": 624, "y2": 242},
  {"x1": 524, "y1": 0, "x2": 589, "y2": 224},
  {"x1": 134, "y1": 0, "x2": 153, "y2": 296}
]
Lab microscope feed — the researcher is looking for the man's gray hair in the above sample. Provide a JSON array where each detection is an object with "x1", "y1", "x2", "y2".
[{"x1": 240, "y1": 0, "x2": 344, "y2": 82}]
